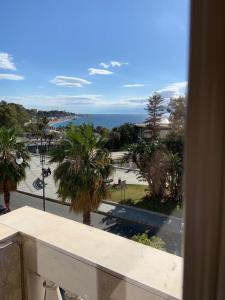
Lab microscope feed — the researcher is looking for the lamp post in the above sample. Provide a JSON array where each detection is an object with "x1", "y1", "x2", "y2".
[
  {"x1": 40, "y1": 138, "x2": 46, "y2": 211},
  {"x1": 16, "y1": 153, "x2": 23, "y2": 165}
]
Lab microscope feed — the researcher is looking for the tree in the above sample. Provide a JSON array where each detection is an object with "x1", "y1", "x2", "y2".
[
  {"x1": 105, "y1": 123, "x2": 139, "y2": 150},
  {"x1": 145, "y1": 93, "x2": 165, "y2": 139},
  {"x1": 0, "y1": 101, "x2": 30, "y2": 132},
  {"x1": 114, "y1": 123, "x2": 139, "y2": 147},
  {"x1": 164, "y1": 96, "x2": 186, "y2": 201},
  {"x1": 26, "y1": 116, "x2": 49, "y2": 139},
  {"x1": 165, "y1": 152, "x2": 183, "y2": 201},
  {"x1": 36, "y1": 116, "x2": 49, "y2": 138},
  {"x1": 106, "y1": 131, "x2": 121, "y2": 150},
  {"x1": 0, "y1": 128, "x2": 30, "y2": 211},
  {"x1": 124, "y1": 139, "x2": 167, "y2": 197},
  {"x1": 132, "y1": 232, "x2": 166, "y2": 251},
  {"x1": 95, "y1": 126, "x2": 109, "y2": 139},
  {"x1": 124, "y1": 137, "x2": 183, "y2": 201},
  {"x1": 49, "y1": 124, "x2": 113, "y2": 225},
  {"x1": 163, "y1": 131, "x2": 184, "y2": 159},
  {"x1": 167, "y1": 96, "x2": 186, "y2": 134}
]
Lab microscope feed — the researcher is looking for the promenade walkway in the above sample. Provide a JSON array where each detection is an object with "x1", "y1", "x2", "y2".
[
  {"x1": 18, "y1": 155, "x2": 147, "y2": 199},
  {"x1": 18, "y1": 155, "x2": 183, "y2": 236}
]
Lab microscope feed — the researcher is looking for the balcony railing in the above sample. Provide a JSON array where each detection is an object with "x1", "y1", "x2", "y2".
[{"x1": 0, "y1": 206, "x2": 182, "y2": 300}]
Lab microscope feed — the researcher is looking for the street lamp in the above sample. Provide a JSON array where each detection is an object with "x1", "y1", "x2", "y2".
[
  {"x1": 16, "y1": 153, "x2": 23, "y2": 165},
  {"x1": 40, "y1": 139, "x2": 46, "y2": 211}
]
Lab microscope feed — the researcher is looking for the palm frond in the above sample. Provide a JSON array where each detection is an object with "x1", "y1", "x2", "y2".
[{"x1": 49, "y1": 124, "x2": 113, "y2": 214}]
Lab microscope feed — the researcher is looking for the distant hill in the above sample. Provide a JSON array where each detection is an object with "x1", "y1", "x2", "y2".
[
  {"x1": 0, "y1": 100, "x2": 75, "y2": 131},
  {"x1": 35, "y1": 110, "x2": 76, "y2": 118}
]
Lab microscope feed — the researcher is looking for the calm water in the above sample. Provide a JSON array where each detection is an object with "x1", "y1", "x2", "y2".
[{"x1": 52, "y1": 114, "x2": 147, "y2": 129}]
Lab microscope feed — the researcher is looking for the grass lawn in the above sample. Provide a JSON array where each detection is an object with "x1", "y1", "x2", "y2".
[
  {"x1": 110, "y1": 184, "x2": 183, "y2": 218},
  {"x1": 110, "y1": 184, "x2": 147, "y2": 203}
]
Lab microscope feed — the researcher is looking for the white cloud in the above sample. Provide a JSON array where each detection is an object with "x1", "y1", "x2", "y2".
[
  {"x1": 0, "y1": 94, "x2": 102, "y2": 107},
  {"x1": 0, "y1": 74, "x2": 24, "y2": 80},
  {"x1": 118, "y1": 97, "x2": 148, "y2": 105},
  {"x1": 99, "y1": 62, "x2": 110, "y2": 69},
  {"x1": 0, "y1": 52, "x2": 16, "y2": 70},
  {"x1": 50, "y1": 76, "x2": 91, "y2": 87},
  {"x1": 110, "y1": 61, "x2": 123, "y2": 67},
  {"x1": 0, "y1": 94, "x2": 149, "y2": 109},
  {"x1": 123, "y1": 84, "x2": 144, "y2": 88},
  {"x1": 157, "y1": 81, "x2": 187, "y2": 98},
  {"x1": 88, "y1": 68, "x2": 113, "y2": 75},
  {"x1": 99, "y1": 60, "x2": 128, "y2": 69}
]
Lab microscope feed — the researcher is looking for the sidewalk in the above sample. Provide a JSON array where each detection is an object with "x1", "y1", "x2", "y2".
[{"x1": 18, "y1": 155, "x2": 147, "y2": 200}]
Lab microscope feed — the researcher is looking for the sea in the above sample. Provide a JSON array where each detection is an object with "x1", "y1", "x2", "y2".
[{"x1": 51, "y1": 114, "x2": 147, "y2": 129}]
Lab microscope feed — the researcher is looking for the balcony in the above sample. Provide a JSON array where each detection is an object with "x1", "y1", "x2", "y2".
[{"x1": 0, "y1": 206, "x2": 182, "y2": 300}]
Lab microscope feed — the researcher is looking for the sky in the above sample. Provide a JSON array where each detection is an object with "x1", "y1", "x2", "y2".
[{"x1": 0, "y1": 0, "x2": 189, "y2": 114}]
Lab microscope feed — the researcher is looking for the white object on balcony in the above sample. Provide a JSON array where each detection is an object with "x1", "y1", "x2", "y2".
[{"x1": 44, "y1": 280, "x2": 62, "y2": 300}]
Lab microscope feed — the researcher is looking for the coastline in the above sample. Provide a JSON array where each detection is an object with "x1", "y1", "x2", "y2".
[
  {"x1": 49, "y1": 113, "x2": 147, "y2": 129},
  {"x1": 49, "y1": 116, "x2": 76, "y2": 126}
]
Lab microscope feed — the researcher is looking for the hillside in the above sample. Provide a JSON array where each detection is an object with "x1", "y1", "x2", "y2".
[{"x1": 0, "y1": 100, "x2": 75, "y2": 131}]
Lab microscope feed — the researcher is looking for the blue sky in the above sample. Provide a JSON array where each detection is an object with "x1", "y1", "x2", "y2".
[{"x1": 0, "y1": 0, "x2": 189, "y2": 113}]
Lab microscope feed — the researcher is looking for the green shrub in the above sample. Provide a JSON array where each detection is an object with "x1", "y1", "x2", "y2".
[{"x1": 131, "y1": 232, "x2": 166, "y2": 251}]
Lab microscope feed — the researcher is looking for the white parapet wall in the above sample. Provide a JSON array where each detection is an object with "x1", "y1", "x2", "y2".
[
  {"x1": 0, "y1": 206, "x2": 183, "y2": 300},
  {"x1": 0, "y1": 224, "x2": 22, "y2": 300}
]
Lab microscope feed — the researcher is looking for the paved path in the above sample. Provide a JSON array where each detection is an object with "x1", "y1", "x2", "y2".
[
  {"x1": 18, "y1": 155, "x2": 183, "y2": 233},
  {"x1": 0, "y1": 192, "x2": 182, "y2": 256},
  {"x1": 18, "y1": 155, "x2": 147, "y2": 200}
]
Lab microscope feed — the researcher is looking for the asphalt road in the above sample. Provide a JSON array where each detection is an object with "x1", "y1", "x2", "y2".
[{"x1": 0, "y1": 192, "x2": 182, "y2": 256}]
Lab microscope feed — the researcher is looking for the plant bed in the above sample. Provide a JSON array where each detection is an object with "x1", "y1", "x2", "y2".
[{"x1": 110, "y1": 184, "x2": 183, "y2": 218}]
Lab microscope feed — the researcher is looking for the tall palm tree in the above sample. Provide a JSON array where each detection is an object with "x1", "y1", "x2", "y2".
[
  {"x1": 0, "y1": 128, "x2": 30, "y2": 211},
  {"x1": 49, "y1": 124, "x2": 113, "y2": 225}
]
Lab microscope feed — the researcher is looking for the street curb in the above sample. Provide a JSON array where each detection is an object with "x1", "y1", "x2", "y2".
[
  {"x1": 15, "y1": 190, "x2": 156, "y2": 228},
  {"x1": 16, "y1": 190, "x2": 70, "y2": 206},
  {"x1": 17, "y1": 189, "x2": 181, "y2": 222}
]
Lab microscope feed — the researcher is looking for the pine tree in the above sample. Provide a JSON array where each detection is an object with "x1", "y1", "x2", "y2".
[
  {"x1": 168, "y1": 96, "x2": 186, "y2": 134},
  {"x1": 145, "y1": 93, "x2": 164, "y2": 139}
]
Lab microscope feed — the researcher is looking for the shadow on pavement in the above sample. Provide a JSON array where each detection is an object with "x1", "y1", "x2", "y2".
[{"x1": 101, "y1": 214, "x2": 182, "y2": 256}]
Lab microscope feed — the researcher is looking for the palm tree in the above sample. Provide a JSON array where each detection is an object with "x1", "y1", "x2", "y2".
[
  {"x1": 49, "y1": 124, "x2": 113, "y2": 225},
  {"x1": 0, "y1": 128, "x2": 30, "y2": 211}
]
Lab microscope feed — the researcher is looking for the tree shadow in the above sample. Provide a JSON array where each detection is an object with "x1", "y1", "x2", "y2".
[
  {"x1": 100, "y1": 215, "x2": 154, "y2": 239},
  {"x1": 100, "y1": 214, "x2": 182, "y2": 256},
  {"x1": 119, "y1": 195, "x2": 183, "y2": 218}
]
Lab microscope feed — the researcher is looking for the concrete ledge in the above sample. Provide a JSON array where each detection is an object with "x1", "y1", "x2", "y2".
[
  {"x1": 0, "y1": 206, "x2": 182, "y2": 300},
  {"x1": 0, "y1": 224, "x2": 18, "y2": 243}
]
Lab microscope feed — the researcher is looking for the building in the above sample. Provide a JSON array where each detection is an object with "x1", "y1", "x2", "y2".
[{"x1": 135, "y1": 119, "x2": 171, "y2": 139}]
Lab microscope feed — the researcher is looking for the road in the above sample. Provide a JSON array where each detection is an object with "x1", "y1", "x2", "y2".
[{"x1": 0, "y1": 192, "x2": 182, "y2": 256}]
